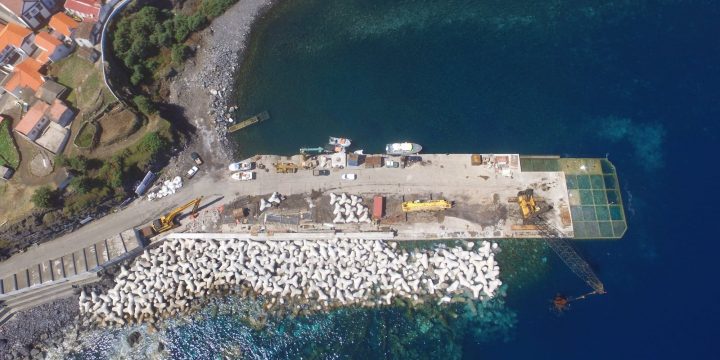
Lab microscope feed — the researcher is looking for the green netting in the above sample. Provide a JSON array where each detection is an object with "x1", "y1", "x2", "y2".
[
  {"x1": 595, "y1": 205, "x2": 610, "y2": 220},
  {"x1": 577, "y1": 175, "x2": 592, "y2": 189},
  {"x1": 579, "y1": 190, "x2": 594, "y2": 205},
  {"x1": 599, "y1": 221, "x2": 614, "y2": 237}
]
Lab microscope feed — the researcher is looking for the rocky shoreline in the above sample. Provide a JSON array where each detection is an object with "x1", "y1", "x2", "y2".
[
  {"x1": 0, "y1": 1, "x2": 279, "y2": 357},
  {"x1": 167, "y1": 0, "x2": 277, "y2": 166}
]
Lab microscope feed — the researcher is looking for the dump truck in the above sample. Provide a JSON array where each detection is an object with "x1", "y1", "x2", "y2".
[{"x1": 401, "y1": 199, "x2": 452, "y2": 212}]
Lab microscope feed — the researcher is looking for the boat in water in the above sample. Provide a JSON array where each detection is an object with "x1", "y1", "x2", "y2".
[
  {"x1": 231, "y1": 171, "x2": 255, "y2": 181},
  {"x1": 386, "y1": 142, "x2": 422, "y2": 155},
  {"x1": 329, "y1": 137, "x2": 352, "y2": 147}
]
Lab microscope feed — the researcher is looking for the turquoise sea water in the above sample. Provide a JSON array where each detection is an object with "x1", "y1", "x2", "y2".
[{"x1": 62, "y1": 0, "x2": 718, "y2": 358}]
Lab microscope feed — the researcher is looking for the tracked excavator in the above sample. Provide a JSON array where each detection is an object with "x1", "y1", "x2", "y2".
[
  {"x1": 515, "y1": 189, "x2": 605, "y2": 311},
  {"x1": 138, "y1": 197, "x2": 204, "y2": 240}
]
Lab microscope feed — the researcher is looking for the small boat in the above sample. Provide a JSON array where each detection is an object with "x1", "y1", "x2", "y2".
[
  {"x1": 353, "y1": 149, "x2": 364, "y2": 155},
  {"x1": 386, "y1": 142, "x2": 422, "y2": 155},
  {"x1": 231, "y1": 171, "x2": 255, "y2": 181},
  {"x1": 328, "y1": 136, "x2": 351, "y2": 147},
  {"x1": 228, "y1": 162, "x2": 254, "y2": 171},
  {"x1": 324, "y1": 144, "x2": 345, "y2": 153}
]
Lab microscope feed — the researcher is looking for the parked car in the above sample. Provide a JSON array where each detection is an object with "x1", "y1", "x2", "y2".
[
  {"x1": 385, "y1": 160, "x2": 400, "y2": 168},
  {"x1": 186, "y1": 166, "x2": 199, "y2": 178},
  {"x1": 191, "y1": 152, "x2": 203, "y2": 165},
  {"x1": 341, "y1": 173, "x2": 357, "y2": 180},
  {"x1": 229, "y1": 162, "x2": 254, "y2": 171},
  {"x1": 313, "y1": 169, "x2": 330, "y2": 176}
]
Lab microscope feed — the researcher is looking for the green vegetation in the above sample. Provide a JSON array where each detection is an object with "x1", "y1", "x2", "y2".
[
  {"x1": 112, "y1": 0, "x2": 238, "y2": 87},
  {"x1": 74, "y1": 123, "x2": 97, "y2": 148},
  {"x1": 0, "y1": 119, "x2": 20, "y2": 168},
  {"x1": 31, "y1": 186, "x2": 59, "y2": 208},
  {"x1": 59, "y1": 124, "x2": 172, "y2": 215},
  {"x1": 133, "y1": 95, "x2": 157, "y2": 115}
]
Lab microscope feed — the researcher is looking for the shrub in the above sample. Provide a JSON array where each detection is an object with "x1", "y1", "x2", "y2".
[
  {"x1": 137, "y1": 132, "x2": 167, "y2": 155},
  {"x1": 99, "y1": 155, "x2": 124, "y2": 189},
  {"x1": 31, "y1": 186, "x2": 57, "y2": 208},
  {"x1": 70, "y1": 176, "x2": 91, "y2": 194},
  {"x1": 133, "y1": 95, "x2": 156, "y2": 115},
  {"x1": 171, "y1": 44, "x2": 190, "y2": 65}
]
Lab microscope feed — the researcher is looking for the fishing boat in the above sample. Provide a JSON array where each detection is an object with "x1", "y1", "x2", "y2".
[
  {"x1": 385, "y1": 142, "x2": 422, "y2": 155},
  {"x1": 231, "y1": 171, "x2": 255, "y2": 181},
  {"x1": 328, "y1": 136, "x2": 352, "y2": 147}
]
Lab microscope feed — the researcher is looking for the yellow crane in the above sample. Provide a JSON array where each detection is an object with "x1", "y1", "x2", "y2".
[
  {"x1": 401, "y1": 199, "x2": 452, "y2": 212},
  {"x1": 274, "y1": 162, "x2": 299, "y2": 173},
  {"x1": 151, "y1": 197, "x2": 204, "y2": 233}
]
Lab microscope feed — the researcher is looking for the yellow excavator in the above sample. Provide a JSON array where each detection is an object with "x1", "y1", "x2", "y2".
[
  {"x1": 517, "y1": 189, "x2": 540, "y2": 220},
  {"x1": 150, "y1": 197, "x2": 204, "y2": 234}
]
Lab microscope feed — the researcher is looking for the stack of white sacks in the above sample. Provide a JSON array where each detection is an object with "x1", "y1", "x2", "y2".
[
  {"x1": 146, "y1": 177, "x2": 183, "y2": 200},
  {"x1": 259, "y1": 192, "x2": 284, "y2": 212},
  {"x1": 79, "y1": 238, "x2": 502, "y2": 326},
  {"x1": 330, "y1": 193, "x2": 371, "y2": 223}
]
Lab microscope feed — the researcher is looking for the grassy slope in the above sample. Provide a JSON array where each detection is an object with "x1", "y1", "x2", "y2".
[{"x1": 0, "y1": 120, "x2": 19, "y2": 168}]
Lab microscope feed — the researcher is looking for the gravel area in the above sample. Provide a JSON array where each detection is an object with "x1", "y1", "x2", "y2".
[
  {"x1": 0, "y1": 296, "x2": 79, "y2": 359},
  {"x1": 168, "y1": 0, "x2": 277, "y2": 170}
]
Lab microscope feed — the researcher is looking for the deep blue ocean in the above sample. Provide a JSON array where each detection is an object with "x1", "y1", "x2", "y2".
[
  {"x1": 228, "y1": 0, "x2": 719, "y2": 358},
  {"x1": 62, "y1": 0, "x2": 719, "y2": 358}
]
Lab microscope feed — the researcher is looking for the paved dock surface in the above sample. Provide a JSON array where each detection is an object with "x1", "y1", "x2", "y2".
[{"x1": 0, "y1": 154, "x2": 572, "y2": 288}]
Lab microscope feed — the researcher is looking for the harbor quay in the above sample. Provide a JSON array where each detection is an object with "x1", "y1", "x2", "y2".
[{"x1": 0, "y1": 153, "x2": 626, "y2": 306}]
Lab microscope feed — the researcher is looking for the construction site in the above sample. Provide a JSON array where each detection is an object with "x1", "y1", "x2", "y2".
[{"x1": 0, "y1": 153, "x2": 626, "y2": 320}]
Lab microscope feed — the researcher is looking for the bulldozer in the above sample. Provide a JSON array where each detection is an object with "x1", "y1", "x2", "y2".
[{"x1": 150, "y1": 197, "x2": 204, "y2": 234}]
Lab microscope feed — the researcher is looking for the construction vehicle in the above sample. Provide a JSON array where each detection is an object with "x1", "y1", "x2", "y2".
[
  {"x1": 517, "y1": 189, "x2": 540, "y2": 219},
  {"x1": 139, "y1": 197, "x2": 203, "y2": 239},
  {"x1": 514, "y1": 191, "x2": 606, "y2": 308},
  {"x1": 274, "y1": 162, "x2": 299, "y2": 173},
  {"x1": 402, "y1": 199, "x2": 452, "y2": 212}
]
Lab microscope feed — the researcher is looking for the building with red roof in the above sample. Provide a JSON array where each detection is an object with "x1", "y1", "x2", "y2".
[
  {"x1": 2, "y1": 57, "x2": 45, "y2": 103},
  {"x1": 34, "y1": 31, "x2": 71, "y2": 64},
  {"x1": 64, "y1": 0, "x2": 101, "y2": 22},
  {"x1": 0, "y1": 22, "x2": 35, "y2": 68},
  {"x1": 48, "y1": 11, "x2": 78, "y2": 39},
  {"x1": 0, "y1": 0, "x2": 60, "y2": 29},
  {"x1": 14, "y1": 98, "x2": 74, "y2": 153}
]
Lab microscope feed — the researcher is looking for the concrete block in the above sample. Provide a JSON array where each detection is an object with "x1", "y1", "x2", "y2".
[
  {"x1": 96, "y1": 240, "x2": 110, "y2": 265},
  {"x1": 15, "y1": 269, "x2": 29, "y2": 290},
  {"x1": 85, "y1": 245, "x2": 98, "y2": 270},
  {"x1": 40, "y1": 260, "x2": 53, "y2": 283},
  {"x1": 62, "y1": 254, "x2": 76, "y2": 277},
  {"x1": 106, "y1": 235, "x2": 125, "y2": 259},
  {"x1": 73, "y1": 250, "x2": 87, "y2": 273},
  {"x1": 51, "y1": 258, "x2": 64, "y2": 279},
  {"x1": 28, "y1": 264, "x2": 42, "y2": 286}
]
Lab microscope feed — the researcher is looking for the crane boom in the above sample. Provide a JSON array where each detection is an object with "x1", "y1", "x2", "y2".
[
  {"x1": 530, "y1": 216, "x2": 605, "y2": 294},
  {"x1": 151, "y1": 197, "x2": 204, "y2": 233}
]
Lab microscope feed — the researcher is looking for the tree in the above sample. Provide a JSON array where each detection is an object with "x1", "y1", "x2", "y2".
[
  {"x1": 70, "y1": 176, "x2": 91, "y2": 194},
  {"x1": 99, "y1": 155, "x2": 124, "y2": 189},
  {"x1": 31, "y1": 186, "x2": 57, "y2": 208}
]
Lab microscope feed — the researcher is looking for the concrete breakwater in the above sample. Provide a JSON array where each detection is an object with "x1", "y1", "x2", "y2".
[{"x1": 79, "y1": 238, "x2": 502, "y2": 326}]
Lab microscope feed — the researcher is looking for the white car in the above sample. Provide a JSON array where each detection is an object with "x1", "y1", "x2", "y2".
[
  {"x1": 228, "y1": 162, "x2": 254, "y2": 171},
  {"x1": 341, "y1": 173, "x2": 357, "y2": 180},
  {"x1": 186, "y1": 166, "x2": 199, "y2": 179}
]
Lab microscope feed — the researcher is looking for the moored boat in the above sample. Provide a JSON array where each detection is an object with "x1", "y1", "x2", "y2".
[
  {"x1": 228, "y1": 162, "x2": 254, "y2": 171},
  {"x1": 385, "y1": 142, "x2": 422, "y2": 155},
  {"x1": 231, "y1": 171, "x2": 255, "y2": 181},
  {"x1": 328, "y1": 136, "x2": 352, "y2": 147}
]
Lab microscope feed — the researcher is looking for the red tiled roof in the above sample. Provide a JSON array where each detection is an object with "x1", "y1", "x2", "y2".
[
  {"x1": 48, "y1": 99, "x2": 69, "y2": 122},
  {"x1": 64, "y1": 0, "x2": 101, "y2": 20},
  {"x1": 34, "y1": 32, "x2": 61, "y2": 52},
  {"x1": 49, "y1": 12, "x2": 79, "y2": 37},
  {"x1": 4, "y1": 58, "x2": 44, "y2": 93},
  {"x1": 14, "y1": 101, "x2": 48, "y2": 136},
  {"x1": 0, "y1": 22, "x2": 32, "y2": 50}
]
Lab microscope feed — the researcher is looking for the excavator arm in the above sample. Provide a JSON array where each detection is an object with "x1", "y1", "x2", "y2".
[{"x1": 152, "y1": 197, "x2": 204, "y2": 233}]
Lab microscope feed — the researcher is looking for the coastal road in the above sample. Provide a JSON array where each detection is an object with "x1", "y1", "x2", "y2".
[{"x1": 0, "y1": 154, "x2": 568, "y2": 278}]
